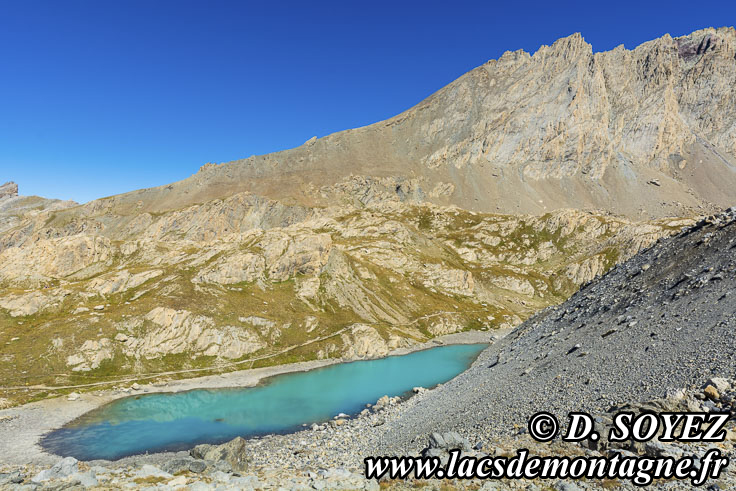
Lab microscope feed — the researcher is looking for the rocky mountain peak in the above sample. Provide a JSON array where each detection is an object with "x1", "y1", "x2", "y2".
[
  {"x1": 675, "y1": 26, "x2": 735, "y2": 61},
  {"x1": 536, "y1": 31, "x2": 592, "y2": 60},
  {"x1": 0, "y1": 181, "x2": 18, "y2": 200}
]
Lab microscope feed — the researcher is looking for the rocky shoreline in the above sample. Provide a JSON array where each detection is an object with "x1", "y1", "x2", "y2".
[
  {"x1": 0, "y1": 330, "x2": 493, "y2": 468},
  {"x1": 0, "y1": 384, "x2": 427, "y2": 490},
  {"x1": 2, "y1": 377, "x2": 735, "y2": 490}
]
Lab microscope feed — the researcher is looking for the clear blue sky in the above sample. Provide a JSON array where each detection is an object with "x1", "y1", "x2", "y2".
[{"x1": 1, "y1": 1, "x2": 734, "y2": 203}]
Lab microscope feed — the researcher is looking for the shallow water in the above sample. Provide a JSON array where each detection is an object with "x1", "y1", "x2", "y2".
[{"x1": 41, "y1": 343, "x2": 486, "y2": 460}]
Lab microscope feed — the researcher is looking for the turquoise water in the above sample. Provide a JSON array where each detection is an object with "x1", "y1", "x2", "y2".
[{"x1": 41, "y1": 343, "x2": 486, "y2": 460}]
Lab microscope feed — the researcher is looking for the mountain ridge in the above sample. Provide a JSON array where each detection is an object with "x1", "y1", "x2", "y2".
[{"x1": 40, "y1": 26, "x2": 734, "y2": 220}]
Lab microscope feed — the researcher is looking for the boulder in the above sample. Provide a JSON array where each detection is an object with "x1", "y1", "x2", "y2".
[
  {"x1": 428, "y1": 431, "x2": 472, "y2": 452},
  {"x1": 555, "y1": 482, "x2": 585, "y2": 491},
  {"x1": 704, "y1": 385, "x2": 720, "y2": 401},
  {"x1": 32, "y1": 457, "x2": 78, "y2": 482},
  {"x1": 162, "y1": 458, "x2": 207, "y2": 474},
  {"x1": 705, "y1": 377, "x2": 732, "y2": 394},
  {"x1": 0, "y1": 471, "x2": 24, "y2": 485},
  {"x1": 190, "y1": 436, "x2": 250, "y2": 472},
  {"x1": 230, "y1": 475, "x2": 261, "y2": 488},
  {"x1": 134, "y1": 464, "x2": 172, "y2": 479},
  {"x1": 70, "y1": 470, "x2": 97, "y2": 487}
]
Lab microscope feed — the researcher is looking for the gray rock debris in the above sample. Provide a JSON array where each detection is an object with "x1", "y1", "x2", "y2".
[
  {"x1": 0, "y1": 470, "x2": 24, "y2": 485},
  {"x1": 31, "y1": 456, "x2": 78, "y2": 483}
]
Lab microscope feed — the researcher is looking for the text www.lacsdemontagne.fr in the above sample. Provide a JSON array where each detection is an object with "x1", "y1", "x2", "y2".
[{"x1": 364, "y1": 448, "x2": 729, "y2": 487}]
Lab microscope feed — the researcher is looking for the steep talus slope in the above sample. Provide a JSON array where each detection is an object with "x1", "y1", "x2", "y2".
[
  {"x1": 24, "y1": 26, "x2": 736, "y2": 225},
  {"x1": 377, "y1": 208, "x2": 736, "y2": 453}
]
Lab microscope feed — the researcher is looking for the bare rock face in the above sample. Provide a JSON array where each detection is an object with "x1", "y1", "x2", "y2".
[
  {"x1": 426, "y1": 316, "x2": 466, "y2": 336},
  {"x1": 0, "y1": 236, "x2": 112, "y2": 286},
  {"x1": 0, "y1": 182, "x2": 18, "y2": 200},
  {"x1": 117, "y1": 308, "x2": 266, "y2": 360},
  {"x1": 88, "y1": 269, "x2": 163, "y2": 295},
  {"x1": 340, "y1": 324, "x2": 391, "y2": 359},
  {"x1": 563, "y1": 254, "x2": 608, "y2": 285},
  {"x1": 66, "y1": 339, "x2": 113, "y2": 371},
  {"x1": 490, "y1": 276, "x2": 535, "y2": 297},
  {"x1": 192, "y1": 252, "x2": 265, "y2": 285},
  {"x1": 0, "y1": 290, "x2": 65, "y2": 317},
  {"x1": 421, "y1": 266, "x2": 475, "y2": 296},
  {"x1": 261, "y1": 233, "x2": 332, "y2": 281}
]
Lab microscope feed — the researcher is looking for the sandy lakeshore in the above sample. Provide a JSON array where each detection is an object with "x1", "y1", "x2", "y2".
[{"x1": 0, "y1": 330, "x2": 494, "y2": 466}]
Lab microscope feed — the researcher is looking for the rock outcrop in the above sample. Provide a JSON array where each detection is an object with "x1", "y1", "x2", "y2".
[
  {"x1": 116, "y1": 307, "x2": 266, "y2": 360},
  {"x1": 0, "y1": 182, "x2": 18, "y2": 200}
]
